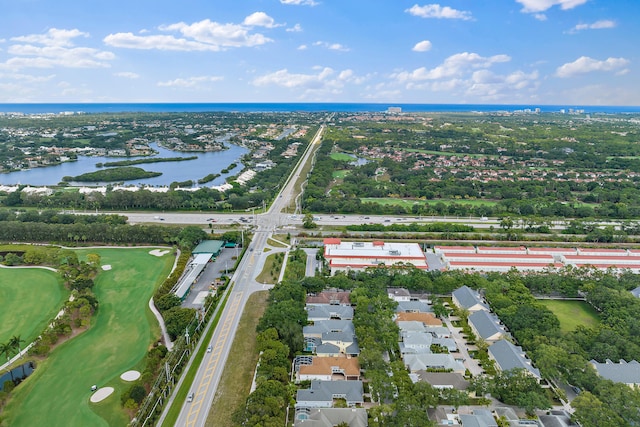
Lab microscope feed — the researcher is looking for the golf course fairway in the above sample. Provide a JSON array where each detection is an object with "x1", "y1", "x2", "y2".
[
  {"x1": 0, "y1": 267, "x2": 66, "y2": 355},
  {"x1": 2, "y1": 247, "x2": 174, "y2": 427}
]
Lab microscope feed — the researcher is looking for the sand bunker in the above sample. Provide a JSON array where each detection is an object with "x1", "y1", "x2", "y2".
[
  {"x1": 120, "y1": 370, "x2": 141, "y2": 382},
  {"x1": 149, "y1": 249, "x2": 170, "y2": 257},
  {"x1": 101, "y1": 265, "x2": 112, "y2": 271},
  {"x1": 90, "y1": 387, "x2": 114, "y2": 403}
]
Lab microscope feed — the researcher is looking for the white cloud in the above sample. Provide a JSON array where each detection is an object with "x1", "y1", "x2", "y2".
[
  {"x1": 243, "y1": 12, "x2": 281, "y2": 28},
  {"x1": 556, "y1": 56, "x2": 630, "y2": 78},
  {"x1": 297, "y1": 44, "x2": 308, "y2": 50},
  {"x1": 468, "y1": 70, "x2": 539, "y2": 97},
  {"x1": 516, "y1": 0, "x2": 588, "y2": 13},
  {"x1": 253, "y1": 67, "x2": 333, "y2": 89},
  {"x1": 392, "y1": 52, "x2": 510, "y2": 83},
  {"x1": 280, "y1": 0, "x2": 318, "y2": 5},
  {"x1": 534, "y1": 13, "x2": 547, "y2": 21},
  {"x1": 11, "y1": 28, "x2": 88, "y2": 47},
  {"x1": 252, "y1": 67, "x2": 365, "y2": 98},
  {"x1": 412, "y1": 40, "x2": 432, "y2": 52},
  {"x1": 114, "y1": 71, "x2": 139, "y2": 79},
  {"x1": 286, "y1": 24, "x2": 303, "y2": 32},
  {"x1": 104, "y1": 33, "x2": 219, "y2": 51},
  {"x1": 312, "y1": 41, "x2": 350, "y2": 52},
  {"x1": 0, "y1": 72, "x2": 55, "y2": 82},
  {"x1": 0, "y1": 28, "x2": 114, "y2": 70},
  {"x1": 406, "y1": 4, "x2": 472, "y2": 20},
  {"x1": 157, "y1": 75, "x2": 224, "y2": 88},
  {"x1": 568, "y1": 20, "x2": 616, "y2": 33},
  {"x1": 105, "y1": 16, "x2": 273, "y2": 51}
]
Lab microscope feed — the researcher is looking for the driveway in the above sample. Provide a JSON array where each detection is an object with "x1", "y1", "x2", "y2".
[{"x1": 443, "y1": 316, "x2": 484, "y2": 377}]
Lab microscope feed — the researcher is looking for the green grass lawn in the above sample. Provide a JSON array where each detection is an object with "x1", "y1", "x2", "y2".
[
  {"x1": 206, "y1": 291, "x2": 268, "y2": 426},
  {"x1": 0, "y1": 268, "x2": 67, "y2": 355},
  {"x1": 539, "y1": 299, "x2": 600, "y2": 333},
  {"x1": 3, "y1": 247, "x2": 174, "y2": 427},
  {"x1": 332, "y1": 170, "x2": 350, "y2": 179},
  {"x1": 330, "y1": 152, "x2": 355, "y2": 161}
]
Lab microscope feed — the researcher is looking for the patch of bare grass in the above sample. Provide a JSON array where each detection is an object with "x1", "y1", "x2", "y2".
[{"x1": 206, "y1": 291, "x2": 269, "y2": 427}]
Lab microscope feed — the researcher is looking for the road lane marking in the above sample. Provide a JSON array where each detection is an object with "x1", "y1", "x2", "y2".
[{"x1": 185, "y1": 292, "x2": 244, "y2": 426}]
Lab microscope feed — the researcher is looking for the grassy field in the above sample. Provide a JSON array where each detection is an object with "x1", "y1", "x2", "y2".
[
  {"x1": 3, "y1": 247, "x2": 174, "y2": 427},
  {"x1": 255, "y1": 253, "x2": 281, "y2": 285},
  {"x1": 332, "y1": 170, "x2": 350, "y2": 179},
  {"x1": 330, "y1": 152, "x2": 355, "y2": 161},
  {"x1": 0, "y1": 268, "x2": 67, "y2": 355},
  {"x1": 205, "y1": 291, "x2": 268, "y2": 426},
  {"x1": 539, "y1": 299, "x2": 600, "y2": 333}
]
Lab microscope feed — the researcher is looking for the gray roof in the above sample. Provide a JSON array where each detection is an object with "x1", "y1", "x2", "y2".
[
  {"x1": 538, "y1": 414, "x2": 572, "y2": 427},
  {"x1": 395, "y1": 300, "x2": 433, "y2": 313},
  {"x1": 417, "y1": 372, "x2": 470, "y2": 390},
  {"x1": 397, "y1": 320, "x2": 427, "y2": 332},
  {"x1": 404, "y1": 353, "x2": 465, "y2": 373},
  {"x1": 303, "y1": 320, "x2": 355, "y2": 337},
  {"x1": 452, "y1": 286, "x2": 489, "y2": 311},
  {"x1": 315, "y1": 343, "x2": 341, "y2": 356},
  {"x1": 294, "y1": 408, "x2": 368, "y2": 427},
  {"x1": 590, "y1": 359, "x2": 640, "y2": 385},
  {"x1": 632, "y1": 286, "x2": 640, "y2": 298},
  {"x1": 387, "y1": 287, "x2": 411, "y2": 298},
  {"x1": 400, "y1": 332, "x2": 433, "y2": 354},
  {"x1": 306, "y1": 305, "x2": 354, "y2": 321},
  {"x1": 296, "y1": 380, "x2": 364, "y2": 407},
  {"x1": 460, "y1": 413, "x2": 498, "y2": 427},
  {"x1": 489, "y1": 340, "x2": 541, "y2": 379},
  {"x1": 468, "y1": 310, "x2": 506, "y2": 341}
]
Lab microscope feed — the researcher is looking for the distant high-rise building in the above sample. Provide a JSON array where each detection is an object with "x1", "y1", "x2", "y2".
[{"x1": 387, "y1": 106, "x2": 402, "y2": 113}]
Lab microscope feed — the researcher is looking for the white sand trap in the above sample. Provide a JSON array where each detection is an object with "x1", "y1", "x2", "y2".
[
  {"x1": 90, "y1": 387, "x2": 114, "y2": 403},
  {"x1": 120, "y1": 370, "x2": 141, "y2": 382},
  {"x1": 149, "y1": 249, "x2": 170, "y2": 257},
  {"x1": 101, "y1": 264, "x2": 112, "y2": 271}
]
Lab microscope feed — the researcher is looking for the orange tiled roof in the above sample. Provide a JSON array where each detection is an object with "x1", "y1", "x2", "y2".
[{"x1": 395, "y1": 312, "x2": 442, "y2": 326}]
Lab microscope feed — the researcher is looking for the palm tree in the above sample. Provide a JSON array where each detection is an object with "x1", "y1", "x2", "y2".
[
  {"x1": 9, "y1": 336, "x2": 26, "y2": 378},
  {"x1": 10, "y1": 335, "x2": 24, "y2": 358},
  {"x1": 0, "y1": 342, "x2": 15, "y2": 382}
]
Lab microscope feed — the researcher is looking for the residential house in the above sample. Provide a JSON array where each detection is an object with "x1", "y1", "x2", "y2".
[
  {"x1": 294, "y1": 408, "x2": 368, "y2": 427},
  {"x1": 306, "y1": 290, "x2": 352, "y2": 306},
  {"x1": 306, "y1": 305, "x2": 354, "y2": 321},
  {"x1": 590, "y1": 359, "x2": 640, "y2": 387},
  {"x1": 298, "y1": 356, "x2": 361, "y2": 382},
  {"x1": 295, "y1": 380, "x2": 364, "y2": 409},
  {"x1": 468, "y1": 311, "x2": 507, "y2": 343},
  {"x1": 488, "y1": 340, "x2": 541, "y2": 381},
  {"x1": 387, "y1": 287, "x2": 411, "y2": 301},
  {"x1": 415, "y1": 372, "x2": 470, "y2": 390},
  {"x1": 396, "y1": 300, "x2": 433, "y2": 313},
  {"x1": 395, "y1": 311, "x2": 442, "y2": 326},
  {"x1": 404, "y1": 353, "x2": 465, "y2": 374},
  {"x1": 460, "y1": 409, "x2": 498, "y2": 427},
  {"x1": 452, "y1": 286, "x2": 490, "y2": 312}
]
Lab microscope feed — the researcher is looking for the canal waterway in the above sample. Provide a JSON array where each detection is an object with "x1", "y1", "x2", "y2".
[{"x1": 0, "y1": 142, "x2": 248, "y2": 187}]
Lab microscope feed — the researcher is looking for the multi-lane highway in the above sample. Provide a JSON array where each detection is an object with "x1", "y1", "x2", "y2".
[{"x1": 168, "y1": 124, "x2": 325, "y2": 427}]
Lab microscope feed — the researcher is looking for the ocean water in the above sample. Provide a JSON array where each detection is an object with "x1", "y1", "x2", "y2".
[{"x1": 0, "y1": 103, "x2": 639, "y2": 114}]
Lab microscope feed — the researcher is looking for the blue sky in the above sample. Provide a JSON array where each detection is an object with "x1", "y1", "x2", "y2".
[{"x1": 1, "y1": 0, "x2": 638, "y2": 105}]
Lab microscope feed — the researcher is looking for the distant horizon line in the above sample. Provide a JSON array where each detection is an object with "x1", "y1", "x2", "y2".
[{"x1": 1, "y1": 102, "x2": 639, "y2": 106}]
